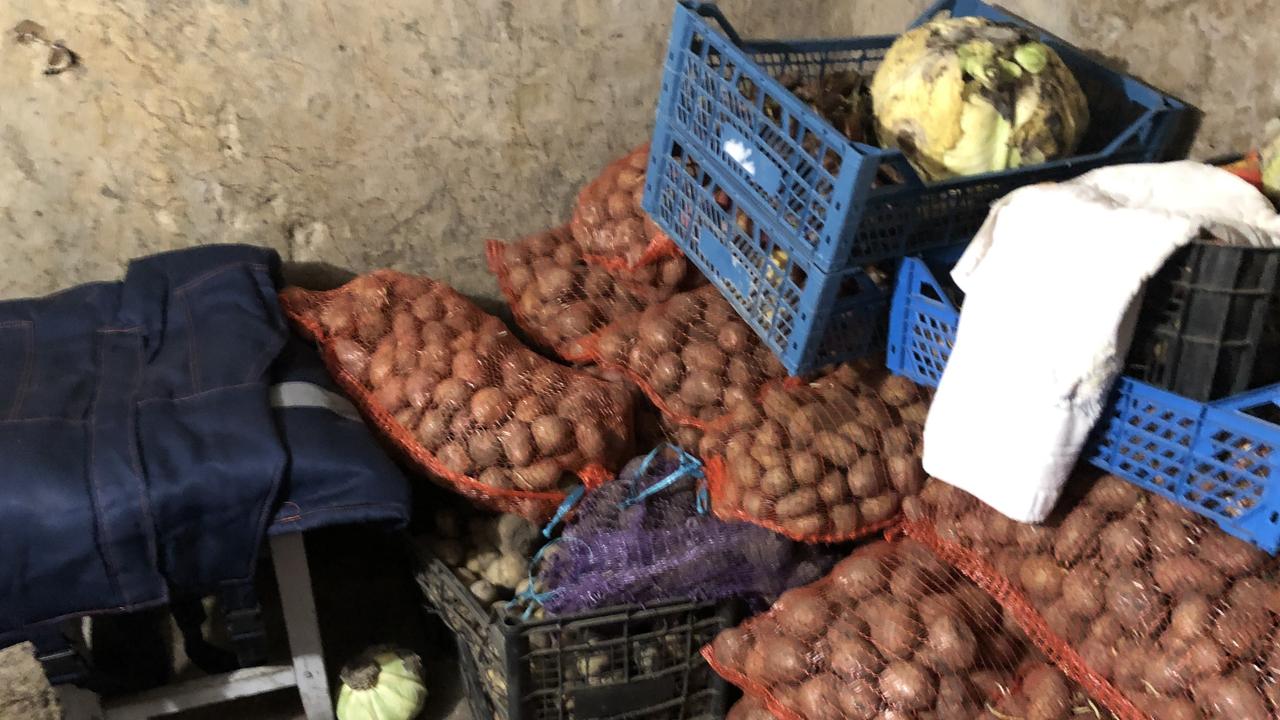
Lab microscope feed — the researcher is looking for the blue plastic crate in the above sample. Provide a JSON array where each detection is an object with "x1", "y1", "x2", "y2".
[
  {"x1": 648, "y1": 129, "x2": 889, "y2": 373},
  {"x1": 645, "y1": 0, "x2": 1188, "y2": 277},
  {"x1": 885, "y1": 256, "x2": 1280, "y2": 552}
]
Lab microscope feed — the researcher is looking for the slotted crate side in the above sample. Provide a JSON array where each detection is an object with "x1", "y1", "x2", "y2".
[
  {"x1": 1127, "y1": 243, "x2": 1280, "y2": 401},
  {"x1": 648, "y1": 1, "x2": 1187, "y2": 275},
  {"x1": 885, "y1": 256, "x2": 1280, "y2": 551},
  {"x1": 416, "y1": 545, "x2": 733, "y2": 720},
  {"x1": 886, "y1": 256, "x2": 958, "y2": 388},
  {"x1": 1088, "y1": 379, "x2": 1280, "y2": 551},
  {"x1": 647, "y1": 129, "x2": 889, "y2": 375}
]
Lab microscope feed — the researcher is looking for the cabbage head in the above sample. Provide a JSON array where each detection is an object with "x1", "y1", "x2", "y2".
[{"x1": 870, "y1": 15, "x2": 1089, "y2": 181}]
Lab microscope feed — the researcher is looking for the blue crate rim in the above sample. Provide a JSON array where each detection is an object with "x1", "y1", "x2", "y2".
[{"x1": 674, "y1": 0, "x2": 1184, "y2": 195}]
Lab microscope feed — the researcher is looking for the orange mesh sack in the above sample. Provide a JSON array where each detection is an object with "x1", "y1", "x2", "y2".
[
  {"x1": 279, "y1": 271, "x2": 633, "y2": 520},
  {"x1": 570, "y1": 144, "x2": 680, "y2": 271},
  {"x1": 695, "y1": 360, "x2": 930, "y2": 543},
  {"x1": 584, "y1": 284, "x2": 790, "y2": 429},
  {"x1": 902, "y1": 473, "x2": 1280, "y2": 720},
  {"x1": 703, "y1": 537, "x2": 1110, "y2": 720},
  {"x1": 485, "y1": 225, "x2": 698, "y2": 362}
]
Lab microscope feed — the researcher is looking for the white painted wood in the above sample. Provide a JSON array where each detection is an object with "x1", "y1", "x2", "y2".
[
  {"x1": 101, "y1": 665, "x2": 296, "y2": 719},
  {"x1": 271, "y1": 532, "x2": 335, "y2": 720}
]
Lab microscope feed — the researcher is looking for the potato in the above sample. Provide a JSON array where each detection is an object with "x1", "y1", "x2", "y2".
[
  {"x1": 1022, "y1": 665, "x2": 1070, "y2": 720},
  {"x1": 827, "y1": 621, "x2": 882, "y2": 679},
  {"x1": 1052, "y1": 508, "x2": 1101, "y2": 566},
  {"x1": 1195, "y1": 675, "x2": 1270, "y2": 720},
  {"x1": 783, "y1": 513, "x2": 827, "y2": 537},
  {"x1": 1059, "y1": 565, "x2": 1105, "y2": 618},
  {"x1": 416, "y1": 408, "x2": 452, "y2": 450},
  {"x1": 838, "y1": 677, "x2": 882, "y2": 720},
  {"x1": 679, "y1": 370, "x2": 722, "y2": 407},
  {"x1": 717, "y1": 323, "x2": 752, "y2": 353},
  {"x1": 812, "y1": 431, "x2": 857, "y2": 465},
  {"x1": 1152, "y1": 555, "x2": 1226, "y2": 597},
  {"x1": 512, "y1": 460, "x2": 561, "y2": 491},
  {"x1": 437, "y1": 442, "x2": 473, "y2": 474},
  {"x1": 861, "y1": 597, "x2": 921, "y2": 657},
  {"x1": 740, "y1": 490, "x2": 771, "y2": 518},
  {"x1": 1148, "y1": 513, "x2": 1200, "y2": 556},
  {"x1": 775, "y1": 487, "x2": 820, "y2": 519},
  {"x1": 795, "y1": 674, "x2": 843, "y2": 720},
  {"x1": 886, "y1": 455, "x2": 925, "y2": 496},
  {"x1": 332, "y1": 337, "x2": 371, "y2": 379},
  {"x1": 1085, "y1": 475, "x2": 1141, "y2": 512},
  {"x1": 491, "y1": 421, "x2": 532, "y2": 467},
  {"x1": 934, "y1": 675, "x2": 978, "y2": 717},
  {"x1": 433, "y1": 377, "x2": 473, "y2": 409},
  {"x1": 1198, "y1": 532, "x2": 1269, "y2": 577},
  {"x1": 710, "y1": 626, "x2": 751, "y2": 669},
  {"x1": 829, "y1": 555, "x2": 888, "y2": 600},
  {"x1": 860, "y1": 494, "x2": 900, "y2": 524},
  {"x1": 1105, "y1": 569, "x2": 1167, "y2": 635},
  {"x1": 776, "y1": 586, "x2": 831, "y2": 640},
  {"x1": 879, "y1": 425, "x2": 913, "y2": 458},
  {"x1": 829, "y1": 504, "x2": 860, "y2": 535},
  {"x1": 649, "y1": 352, "x2": 684, "y2": 393},
  {"x1": 1013, "y1": 523, "x2": 1053, "y2": 552},
  {"x1": 372, "y1": 374, "x2": 407, "y2": 411},
  {"x1": 1164, "y1": 593, "x2": 1213, "y2": 646},
  {"x1": 888, "y1": 563, "x2": 928, "y2": 598},
  {"x1": 726, "y1": 357, "x2": 754, "y2": 387},
  {"x1": 919, "y1": 614, "x2": 977, "y2": 672},
  {"x1": 753, "y1": 633, "x2": 811, "y2": 685},
  {"x1": 354, "y1": 307, "x2": 390, "y2": 344},
  {"x1": 468, "y1": 430, "x2": 503, "y2": 466},
  {"x1": 730, "y1": 454, "x2": 763, "y2": 490},
  {"x1": 637, "y1": 316, "x2": 679, "y2": 353},
  {"x1": 681, "y1": 341, "x2": 725, "y2": 373},
  {"x1": 513, "y1": 395, "x2": 546, "y2": 423},
  {"x1": 760, "y1": 466, "x2": 795, "y2": 497},
  {"x1": 878, "y1": 661, "x2": 935, "y2": 711},
  {"x1": 817, "y1": 471, "x2": 849, "y2": 505},
  {"x1": 530, "y1": 415, "x2": 573, "y2": 455},
  {"x1": 1098, "y1": 517, "x2": 1147, "y2": 565},
  {"x1": 846, "y1": 456, "x2": 888, "y2": 497},
  {"x1": 1018, "y1": 555, "x2": 1065, "y2": 601},
  {"x1": 1212, "y1": 600, "x2": 1271, "y2": 659},
  {"x1": 1074, "y1": 638, "x2": 1114, "y2": 680},
  {"x1": 469, "y1": 387, "x2": 512, "y2": 426},
  {"x1": 789, "y1": 451, "x2": 823, "y2": 486},
  {"x1": 574, "y1": 422, "x2": 607, "y2": 459}
]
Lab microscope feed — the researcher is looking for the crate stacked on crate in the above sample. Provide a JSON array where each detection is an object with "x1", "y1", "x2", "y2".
[
  {"x1": 642, "y1": 0, "x2": 1188, "y2": 376},
  {"x1": 415, "y1": 542, "x2": 733, "y2": 720},
  {"x1": 885, "y1": 243, "x2": 1280, "y2": 552}
]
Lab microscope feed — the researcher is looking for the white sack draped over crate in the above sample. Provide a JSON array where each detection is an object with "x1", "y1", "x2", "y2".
[{"x1": 923, "y1": 161, "x2": 1280, "y2": 523}]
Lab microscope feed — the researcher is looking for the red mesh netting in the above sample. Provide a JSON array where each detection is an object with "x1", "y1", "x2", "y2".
[
  {"x1": 902, "y1": 472, "x2": 1280, "y2": 720},
  {"x1": 570, "y1": 144, "x2": 681, "y2": 271},
  {"x1": 704, "y1": 537, "x2": 1111, "y2": 720},
  {"x1": 279, "y1": 271, "x2": 634, "y2": 521},
  {"x1": 580, "y1": 284, "x2": 792, "y2": 431},
  {"x1": 694, "y1": 360, "x2": 931, "y2": 543},
  {"x1": 485, "y1": 225, "x2": 699, "y2": 362}
]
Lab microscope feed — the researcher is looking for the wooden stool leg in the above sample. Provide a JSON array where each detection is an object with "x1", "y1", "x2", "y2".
[{"x1": 270, "y1": 533, "x2": 335, "y2": 720}]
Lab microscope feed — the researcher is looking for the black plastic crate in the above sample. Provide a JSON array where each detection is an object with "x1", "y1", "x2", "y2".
[
  {"x1": 1127, "y1": 241, "x2": 1280, "y2": 401},
  {"x1": 414, "y1": 542, "x2": 733, "y2": 720}
]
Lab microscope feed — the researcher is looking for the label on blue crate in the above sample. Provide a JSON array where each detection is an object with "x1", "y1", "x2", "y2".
[{"x1": 721, "y1": 128, "x2": 782, "y2": 193}]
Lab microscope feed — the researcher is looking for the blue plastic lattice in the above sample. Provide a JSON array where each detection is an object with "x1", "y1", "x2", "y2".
[
  {"x1": 644, "y1": 0, "x2": 1188, "y2": 375},
  {"x1": 885, "y1": 256, "x2": 1280, "y2": 552}
]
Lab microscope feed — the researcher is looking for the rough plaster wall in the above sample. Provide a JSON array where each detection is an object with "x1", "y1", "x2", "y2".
[{"x1": 1, "y1": 0, "x2": 1276, "y2": 301}]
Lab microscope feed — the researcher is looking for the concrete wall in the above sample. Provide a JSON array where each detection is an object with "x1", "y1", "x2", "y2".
[{"x1": 1, "y1": 0, "x2": 1275, "y2": 300}]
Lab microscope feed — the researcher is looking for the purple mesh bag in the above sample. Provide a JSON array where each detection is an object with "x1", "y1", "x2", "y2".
[{"x1": 536, "y1": 445, "x2": 834, "y2": 614}]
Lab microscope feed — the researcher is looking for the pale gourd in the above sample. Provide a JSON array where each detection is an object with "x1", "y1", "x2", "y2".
[{"x1": 335, "y1": 646, "x2": 427, "y2": 720}]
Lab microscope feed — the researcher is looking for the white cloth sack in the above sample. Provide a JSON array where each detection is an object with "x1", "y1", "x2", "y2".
[{"x1": 923, "y1": 161, "x2": 1280, "y2": 523}]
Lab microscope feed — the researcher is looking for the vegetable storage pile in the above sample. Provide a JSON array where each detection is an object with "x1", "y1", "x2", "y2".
[{"x1": 271, "y1": 4, "x2": 1261, "y2": 720}]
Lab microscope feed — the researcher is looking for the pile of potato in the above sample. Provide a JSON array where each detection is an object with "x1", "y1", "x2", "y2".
[
  {"x1": 592, "y1": 285, "x2": 790, "y2": 427},
  {"x1": 486, "y1": 225, "x2": 695, "y2": 361},
  {"x1": 707, "y1": 539, "x2": 1101, "y2": 720},
  {"x1": 571, "y1": 144, "x2": 679, "y2": 269},
  {"x1": 907, "y1": 474, "x2": 1280, "y2": 720},
  {"x1": 281, "y1": 271, "x2": 633, "y2": 512},
  {"x1": 429, "y1": 507, "x2": 542, "y2": 611},
  {"x1": 698, "y1": 360, "x2": 929, "y2": 541}
]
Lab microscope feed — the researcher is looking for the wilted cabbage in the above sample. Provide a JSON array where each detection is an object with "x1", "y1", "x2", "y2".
[
  {"x1": 1262, "y1": 118, "x2": 1280, "y2": 204},
  {"x1": 870, "y1": 15, "x2": 1088, "y2": 181}
]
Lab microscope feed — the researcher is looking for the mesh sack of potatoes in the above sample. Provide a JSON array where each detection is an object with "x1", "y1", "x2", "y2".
[
  {"x1": 534, "y1": 446, "x2": 834, "y2": 615},
  {"x1": 695, "y1": 360, "x2": 930, "y2": 543},
  {"x1": 583, "y1": 284, "x2": 791, "y2": 430},
  {"x1": 280, "y1": 271, "x2": 634, "y2": 521},
  {"x1": 485, "y1": 224, "x2": 699, "y2": 362},
  {"x1": 704, "y1": 537, "x2": 1110, "y2": 720},
  {"x1": 570, "y1": 144, "x2": 681, "y2": 271},
  {"x1": 901, "y1": 472, "x2": 1280, "y2": 720}
]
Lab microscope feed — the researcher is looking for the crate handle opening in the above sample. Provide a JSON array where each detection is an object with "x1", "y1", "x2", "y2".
[{"x1": 679, "y1": 1, "x2": 743, "y2": 47}]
